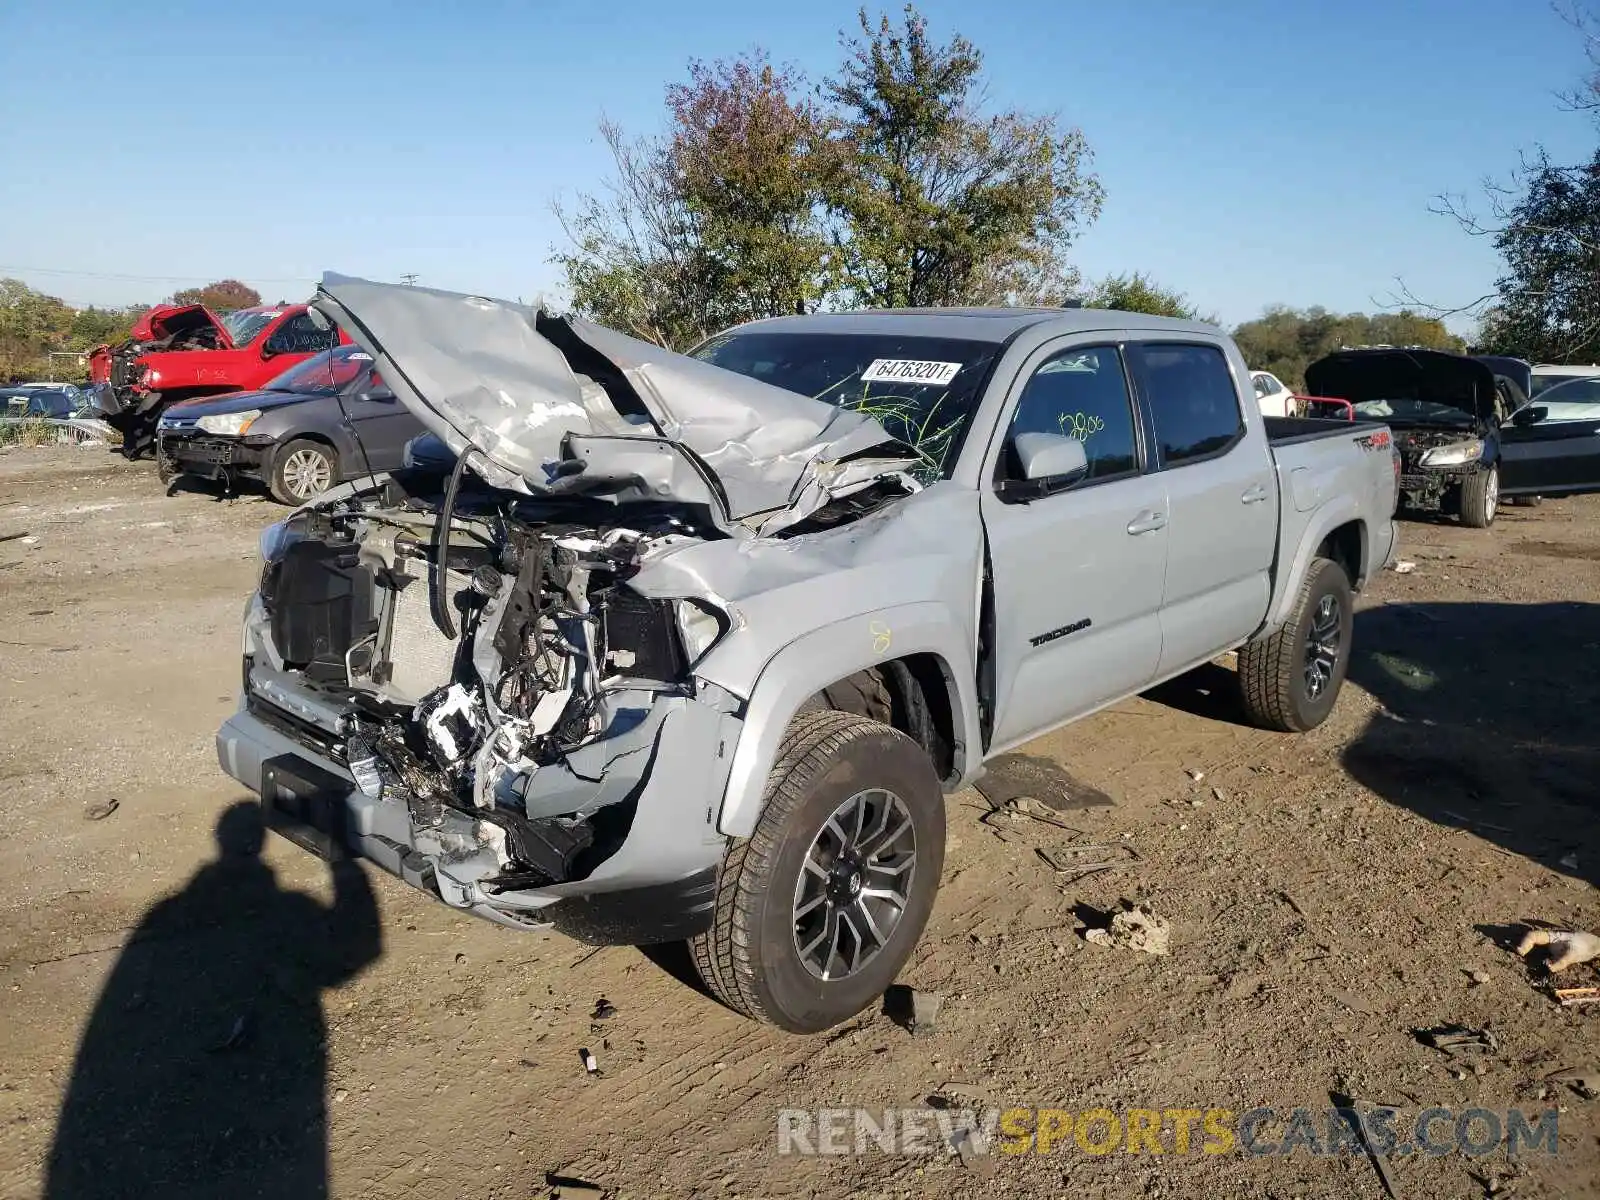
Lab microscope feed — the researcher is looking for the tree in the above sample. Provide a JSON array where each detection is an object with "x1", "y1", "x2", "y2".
[
  {"x1": 554, "y1": 119, "x2": 715, "y2": 349},
  {"x1": 170, "y1": 279, "x2": 262, "y2": 312},
  {"x1": 1232, "y1": 306, "x2": 1464, "y2": 390},
  {"x1": 1399, "y1": 7, "x2": 1600, "y2": 360},
  {"x1": 667, "y1": 54, "x2": 838, "y2": 322},
  {"x1": 0, "y1": 279, "x2": 73, "y2": 380},
  {"x1": 823, "y1": 6, "x2": 1102, "y2": 309},
  {"x1": 555, "y1": 55, "x2": 836, "y2": 349},
  {"x1": 1460, "y1": 150, "x2": 1600, "y2": 362},
  {"x1": 0, "y1": 280, "x2": 141, "y2": 381},
  {"x1": 1086, "y1": 272, "x2": 1211, "y2": 320}
]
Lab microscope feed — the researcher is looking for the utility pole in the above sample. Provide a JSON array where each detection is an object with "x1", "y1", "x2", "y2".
[{"x1": 400, "y1": 273, "x2": 418, "y2": 287}]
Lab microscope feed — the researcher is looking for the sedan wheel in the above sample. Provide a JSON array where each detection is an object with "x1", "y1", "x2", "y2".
[
  {"x1": 271, "y1": 439, "x2": 338, "y2": 505},
  {"x1": 1459, "y1": 465, "x2": 1499, "y2": 529}
]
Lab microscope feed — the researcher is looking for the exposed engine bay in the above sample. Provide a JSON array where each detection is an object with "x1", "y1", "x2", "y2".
[
  {"x1": 1392, "y1": 425, "x2": 1487, "y2": 510},
  {"x1": 96, "y1": 312, "x2": 230, "y2": 457},
  {"x1": 249, "y1": 464, "x2": 739, "y2": 898}
]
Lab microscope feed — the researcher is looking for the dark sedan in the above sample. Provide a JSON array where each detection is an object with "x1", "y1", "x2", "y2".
[
  {"x1": 2, "y1": 387, "x2": 79, "y2": 419},
  {"x1": 155, "y1": 346, "x2": 424, "y2": 503}
]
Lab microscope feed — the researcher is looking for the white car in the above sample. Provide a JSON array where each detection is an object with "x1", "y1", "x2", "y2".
[
  {"x1": 1530, "y1": 364, "x2": 1600, "y2": 397},
  {"x1": 1250, "y1": 370, "x2": 1295, "y2": 417}
]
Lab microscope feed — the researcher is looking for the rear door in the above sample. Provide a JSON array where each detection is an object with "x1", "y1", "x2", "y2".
[
  {"x1": 1128, "y1": 340, "x2": 1276, "y2": 676},
  {"x1": 979, "y1": 338, "x2": 1169, "y2": 751}
]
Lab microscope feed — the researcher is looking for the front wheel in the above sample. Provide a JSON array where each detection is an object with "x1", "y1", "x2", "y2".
[
  {"x1": 270, "y1": 439, "x2": 338, "y2": 505},
  {"x1": 690, "y1": 710, "x2": 944, "y2": 1033},
  {"x1": 1238, "y1": 556, "x2": 1354, "y2": 733},
  {"x1": 1458, "y1": 466, "x2": 1499, "y2": 528}
]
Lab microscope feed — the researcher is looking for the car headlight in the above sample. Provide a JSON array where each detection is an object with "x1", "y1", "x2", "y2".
[
  {"x1": 1418, "y1": 437, "x2": 1484, "y2": 468},
  {"x1": 675, "y1": 598, "x2": 729, "y2": 665},
  {"x1": 197, "y1": 409, "x2": 261, "y2": 436}
]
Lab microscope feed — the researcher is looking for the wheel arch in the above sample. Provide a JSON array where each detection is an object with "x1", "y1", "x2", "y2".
[
  {"x1": 270, "y1": 431, "x2": 342, "y2": 480},
  {"x1": 1314, "y1": 519, "x2": 1367, "y2": 592},
  {"x1": 1261, "y1": 500, "x2": 1365, "y2": 635},
  {"x1": 713, "y1": 603, "x2": 981, "y2": 838}
]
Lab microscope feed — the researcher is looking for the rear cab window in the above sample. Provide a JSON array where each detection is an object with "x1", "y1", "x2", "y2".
[{"x1": 1133, "y1": 342, "x2": 1245, "y2": 467}]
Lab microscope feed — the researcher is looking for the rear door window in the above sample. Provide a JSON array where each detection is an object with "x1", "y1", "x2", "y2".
[{"x1": 1134, "y1": 343, "x2": 1245, "y2": 467}]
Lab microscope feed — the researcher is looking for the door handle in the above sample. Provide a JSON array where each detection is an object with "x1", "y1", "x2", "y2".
[
  {"x1": 1127, "y1": 510, "x2": 1167, "y2": 535},
  {"x1": 1241, "y1": 483, "x2": 1269, "y2": 504}
]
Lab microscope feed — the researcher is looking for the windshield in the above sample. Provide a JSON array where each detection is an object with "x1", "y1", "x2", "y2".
[
  {"x1": 220, "y1": 309, "x2": 280, "y2": 346},
  {"x1": 1349, "y1": 398, "x2": 1476, "y2": 426},
  {"x1": 261, "y1": 347, "x2": 374, "y2": 396},
  {"x1": 688, "y1": 330, "x2": 1001, "y2": 480}
]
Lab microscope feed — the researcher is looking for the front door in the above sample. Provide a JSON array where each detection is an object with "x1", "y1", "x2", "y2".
[
  {"x1": 980, "y1": 341, "x2": 1168, "y2": 752},
  {"x1": 1129, "y1": 341, "x2": 1276, "y2": 676},
  {"x1": 343, "y1": 373, "x2": 423, "y2": 472},
  {"x1": 1501, "y1": 413, "x2": 1600, "y2": 497}
]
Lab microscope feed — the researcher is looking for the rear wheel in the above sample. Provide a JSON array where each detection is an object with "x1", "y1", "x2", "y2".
[
  {"x1": 1238, "y1": 556, "x2": 1354, "y2": 733},
  {"x1": 270, "y1": 439, "x2": 338, "y2": 505},
  {"x1": 1458, "y1": 466, "x2": 1499, "y2": 528},
  {"x1": 690, "y1": 710, "x2": 944, "y2": 1033}
]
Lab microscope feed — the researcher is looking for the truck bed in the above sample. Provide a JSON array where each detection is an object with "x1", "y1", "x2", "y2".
[{"x1": 1264, "y1": 415, "x2": 1385, "y2": 446}]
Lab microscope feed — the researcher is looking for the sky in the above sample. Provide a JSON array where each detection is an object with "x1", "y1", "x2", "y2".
[{"x1": 2, "y1": 0, "x2": 1596, "y2": 335}]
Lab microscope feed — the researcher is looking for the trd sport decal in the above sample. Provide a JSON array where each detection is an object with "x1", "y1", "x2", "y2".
[
  {"x1": 1356, "y1": 430, "x2": 1392, "y2": 451},
  {"x1": 1029, "y1": 618, "x2": 1092, "y2": 647}
]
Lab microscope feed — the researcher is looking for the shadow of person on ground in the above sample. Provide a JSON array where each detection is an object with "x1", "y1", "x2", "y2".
[
  {"x1": 45, "y1": 801, "x2": 382, "y2": 1200},
  {"x1": 1342, "y1": 600, "x2": 1600, "y2": 888}
]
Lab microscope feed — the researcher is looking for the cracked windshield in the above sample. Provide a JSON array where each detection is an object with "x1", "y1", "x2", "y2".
[{"x1": 689, "y1": 330, "x2": 1000, "y2": 481}]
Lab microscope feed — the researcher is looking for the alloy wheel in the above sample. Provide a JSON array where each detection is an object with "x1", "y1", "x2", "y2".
[
  {"x1": 1303, "y1": 593, "x2": 1342, "y2": 700},
  {"x1": 282, "y1": 448, "x2": 333, "y2": 500},
  {"x1": 792, "y1": 788, "x2": 917, "y2": 981}
]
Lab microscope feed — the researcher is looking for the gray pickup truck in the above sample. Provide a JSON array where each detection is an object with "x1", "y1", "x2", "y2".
[{"x1": 218, "y1": 275, "x2": 1399, "y2": 1033}]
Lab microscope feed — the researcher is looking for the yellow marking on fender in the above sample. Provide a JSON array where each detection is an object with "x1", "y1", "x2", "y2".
[{"x1": 870, "y1": 620, "x2": 892, "y2": 655}]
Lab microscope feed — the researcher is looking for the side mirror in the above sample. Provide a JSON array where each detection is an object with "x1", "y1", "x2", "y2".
[
  {"x1": 1510, "y1": 405, "x2": 1548, "y2": 428},
  {"x1": 261, "y1": 340, "x2": 285, "y2": 359},
  {"x1": 359, "y1": 388, "x2": 395, "y2": 403},
  {"x1": 998, "y1": 432, "x2": 1089, "y2": 501}
]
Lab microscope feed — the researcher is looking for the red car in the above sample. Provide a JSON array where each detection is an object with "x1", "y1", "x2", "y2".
[{"x1": 90, "y1": 303, "x2": 348, "y2": 457}]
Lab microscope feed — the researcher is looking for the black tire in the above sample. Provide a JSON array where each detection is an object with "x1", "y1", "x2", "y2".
[
  {"x1": 1238, "y1": 556, "x2": 1354, "y2": 733},
  {"x1": 690, "y1": 709, "x2": 944, "y2": 1033},
  {"x1": 1458, "y1": 465, "x2": 1498, "y2": 528},
  {"x1": 270, "y1": 439, "x2": 338, "y2": 505},
  {"x1": 802, "y1": 669, "x2": 893, "y2": 723},
  {"x1": 1508, "y1": 494, "x2": 1543, "y2": 508}
]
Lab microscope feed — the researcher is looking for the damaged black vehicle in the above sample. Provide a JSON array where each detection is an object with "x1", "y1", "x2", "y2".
[{"x1": 1305, "y1": 348, "x2": 1516, "y2": 527}]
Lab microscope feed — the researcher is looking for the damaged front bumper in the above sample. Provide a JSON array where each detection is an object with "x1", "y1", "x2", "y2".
[
  {"x1": 217, "y1": 666, "x2": 739, "y2": 942},
  {"x1": 158, "y1": 430, "x2": 267, "y2": 484}
]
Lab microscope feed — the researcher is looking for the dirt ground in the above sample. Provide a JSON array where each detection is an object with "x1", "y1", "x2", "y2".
[{"x1": 1, "y1": 445, "x2": 1597, "y2": 1200}]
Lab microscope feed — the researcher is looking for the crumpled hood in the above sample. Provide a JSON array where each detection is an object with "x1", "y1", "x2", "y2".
[
  {"x1": 130, "y1": 303, "x2": 231, "y2": 347},
  {"x1": 1305, "y1": 349, "x2": 1497, "y2": 423},
  {"x1": 309, "y1": 274, "x2": 917, "y2": 533}
]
